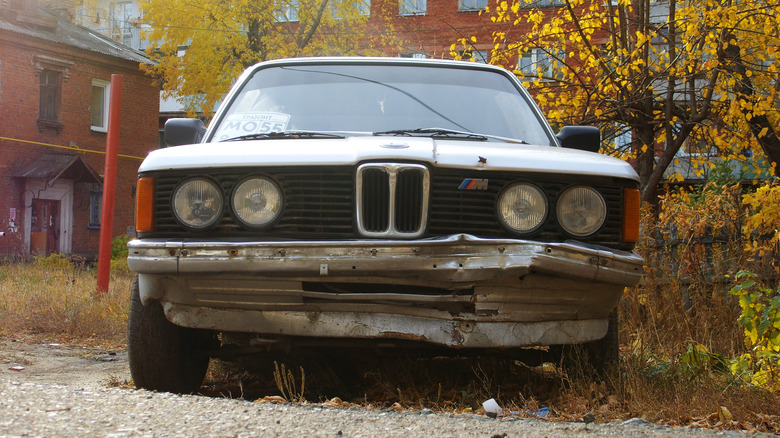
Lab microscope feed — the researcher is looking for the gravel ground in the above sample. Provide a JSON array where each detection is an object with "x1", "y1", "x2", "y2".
[{"x1": 0, "y1": 341, "x2": 766, "y2": 437}]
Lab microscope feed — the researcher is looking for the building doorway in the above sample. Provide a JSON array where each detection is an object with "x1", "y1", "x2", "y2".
[{"x1": 30, "y1": 199, "x2": 60, "y2": 256}]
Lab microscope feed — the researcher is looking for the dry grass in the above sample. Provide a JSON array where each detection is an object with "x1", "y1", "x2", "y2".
[
  {"x1": 0, "y1": 255, "x2": 132, "y2": 345},
  {"x1": 1, "y1": 197, "x2": 779, "y2": 433},
  {"x1": 196, "y1": 213, "x2": 780, "y2": 432}
]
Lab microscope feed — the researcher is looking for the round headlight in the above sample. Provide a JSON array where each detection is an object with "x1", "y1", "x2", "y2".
[
  {"x1": 172, "y1": 178, "x2": 224, "y2": 229},
  {"x1": 232, "y1": 177, "x2": 282, "y2": 228},
  {"x1": 497, "y1": 183, "x2": 548, "y2": 233},
  {"x1": 556, "y1": 186, "x2": 606, "y2": 237}
]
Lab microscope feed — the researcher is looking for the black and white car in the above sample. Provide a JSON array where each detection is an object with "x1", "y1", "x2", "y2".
[{"x1": 127, "y1": 57, "x2": 644, "y2": 393}]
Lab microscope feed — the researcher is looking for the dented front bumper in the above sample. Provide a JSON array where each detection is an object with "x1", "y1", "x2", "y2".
[{"x1": 128, "y1": 234, "x2": 644, "y2": 348}]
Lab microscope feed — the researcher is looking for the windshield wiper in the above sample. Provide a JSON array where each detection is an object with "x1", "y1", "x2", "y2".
[
  {"x1": 375, "y1": 128, "x2": 529, "y2": 144},
  {"x1": 221, "y1": 131, "x2": 345, "y2": 142},
  {"x1": 373, "y1": 128, "x2": 488, "y2": 141}
]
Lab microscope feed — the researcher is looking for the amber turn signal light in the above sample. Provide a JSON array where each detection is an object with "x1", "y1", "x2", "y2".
[
  {"x1": 136, "y1": 177, "x2": 154, "y2": 233},
  {"x1": 622, "y1": 188, "x2": 640, "y2": 243}
]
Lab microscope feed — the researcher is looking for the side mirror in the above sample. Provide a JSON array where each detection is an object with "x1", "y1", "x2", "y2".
[
  {"x1": 164, "y1": 118, "x2": 206, "y2": 147},
  {"x1": 556, "y1": 126, "x2": 601, "y2": 153}
]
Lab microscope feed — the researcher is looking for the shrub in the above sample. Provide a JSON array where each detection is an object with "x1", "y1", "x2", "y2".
[
  {"x1": 32, "y1": 253, "x2": 73, "y2": 271},
  {"x1": 111, "y1": 234, "x2": 131, "y2": 260},
  {"x1": 624, "y1": 179, "x2": 746, "y2": 362},
  {"x1": 729, "y1": 271, "x2": 780, "y2": 391}
]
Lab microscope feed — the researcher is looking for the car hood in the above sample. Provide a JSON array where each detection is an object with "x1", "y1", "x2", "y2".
[{"x1": 138, "y1": 136, "x2": 639, "y2": 181}]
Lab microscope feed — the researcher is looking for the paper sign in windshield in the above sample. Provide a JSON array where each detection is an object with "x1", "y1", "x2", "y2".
[{"x1": 215, "y1": 113, "x2": 291, "y2": 141}]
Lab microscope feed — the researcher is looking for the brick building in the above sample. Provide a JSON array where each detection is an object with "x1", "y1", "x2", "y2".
[
  {"x1": 0, "y1": 0, "x2": 158, "y2": 258},
  {"x1": 365, "y1": 0, "x2": 560, "y2": 69},
  {"x1": 371, "y1": 0, "x2": 499, "y2": 60}
]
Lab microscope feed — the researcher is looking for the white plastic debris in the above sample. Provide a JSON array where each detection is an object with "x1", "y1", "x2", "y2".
[{"x1": 482, "y1": 398, "x2": 503, "y2": 417}]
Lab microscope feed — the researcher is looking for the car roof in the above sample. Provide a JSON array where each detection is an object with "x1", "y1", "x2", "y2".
[{"x1": 249, "y1": 56, "x2": 512, "y2": 74}]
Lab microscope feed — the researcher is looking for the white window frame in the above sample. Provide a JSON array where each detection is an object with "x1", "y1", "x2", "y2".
[
  {"x1": 356, "y1": 0, "x2": 371, "y2": 16},
  {"x1": 91, "y1": 79, "x2": 110, "y2": 133},
  {"x1": 108, "y1": 0, "x2": 135, "y2": 45},
  {"x1": 458, "y1": 0, "x2": 487, "y2": 11},
  {"x1": 330, "y1": 0, "x2": 371, "y2": 20},
  {"x1": 399, "y1": 0, "x2": 426, "y2": 16},
  {"x1": 518, "y1": 48, "x2": 564, "y2": 79},
  {"x1": 275, "y1": 0, "x2": 300, "y2": 22}
]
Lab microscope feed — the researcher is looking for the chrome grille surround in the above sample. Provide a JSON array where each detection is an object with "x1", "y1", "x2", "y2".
[{"x1": 356, "y1": 163, "x2": 430, "y2": 238}]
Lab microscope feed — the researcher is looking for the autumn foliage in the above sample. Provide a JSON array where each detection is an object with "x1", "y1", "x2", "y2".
[
  {"x1": 464, "y1": 0, "x2": 780, "y2": 202},
  {"x1": 624, "y1": 171, "x2": 779, "y2": 395},
  {"x1": 134, "y1": 0, "x2": 400, "y2": 114}
]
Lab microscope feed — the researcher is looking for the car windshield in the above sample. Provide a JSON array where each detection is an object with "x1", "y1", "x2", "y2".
[{"x1": 210, "y1": 63, "x2": 555, "y2": 146}]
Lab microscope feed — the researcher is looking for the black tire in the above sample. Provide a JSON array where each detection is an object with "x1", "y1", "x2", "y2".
[
  {"x1": 554, "y1": 309, "x2": 619, "y2": 382},
  {"x1": 584, "y1": 309, "x2": 619, "y2": 377},
  {"x1": 128, "y1": 276, "x2": 214, "y2": 393}
]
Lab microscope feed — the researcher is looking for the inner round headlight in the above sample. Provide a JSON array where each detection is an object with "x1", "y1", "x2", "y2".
[
  {"x1": 232, "y1": 177, "x2": 282, "y2": 228},
  {"x1": 172, "y1": 178, "x2": 224, "y2": 229},
  {"x1": 497, "y1": 183, "x2": 547, "y2": 233},
  {"x1": 556, "y1": 186, "x2": 606, "y2": 237}
]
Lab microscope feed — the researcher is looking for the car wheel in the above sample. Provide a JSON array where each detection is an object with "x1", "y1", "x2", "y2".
[
  {"x1": 127, "y1": 276, "x2": 214, "y2": 393},
  {"x1": 584, "y1": 309, "x2": 619, "y2": 377},
  {"x1": 554, "y1": 309, "x2": 619, "y2": 381}
]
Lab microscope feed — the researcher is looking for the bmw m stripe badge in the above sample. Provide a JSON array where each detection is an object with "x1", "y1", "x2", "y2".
[{"x1": 458, "y1": 179, "x2": 488, "y2": 190}]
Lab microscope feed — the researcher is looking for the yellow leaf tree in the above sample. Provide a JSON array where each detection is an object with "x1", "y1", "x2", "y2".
[
  {"x1": 476, "y1": 0, "x2": 780, "y2": 202},
  {"x1": 132, "y1": 0, "x2": 400, "y2": 115}
]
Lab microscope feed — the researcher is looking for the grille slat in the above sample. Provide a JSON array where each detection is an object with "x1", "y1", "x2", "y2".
[
  {"x1": 396, "y1": 169, "x2": 424, "y2": 233},
  {"x1": 362, "y1": 168, "x2": 389, "y2": 232}
]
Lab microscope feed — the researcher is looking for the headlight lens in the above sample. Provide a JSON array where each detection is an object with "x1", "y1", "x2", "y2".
[
  {"x1": 172, "y1": 178, "x2": 224, "y2": 229},
  {"x1": 557, "y1": 186, "x2": 606, "y2": 237},
  {"x1": 497, "y1": 183, "x2": 547, "y2": 233},
  {"x1": 232, "y1": 177, "x2": 282, "y2": 228}
]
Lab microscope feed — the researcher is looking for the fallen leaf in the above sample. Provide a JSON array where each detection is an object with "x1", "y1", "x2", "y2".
[
  {"x1": 256, "y1": 396, "x2": 286, "y2": 404},
  {"x1": 9, "y1": 366, "x2": 24, "y2": 371},
  {"x1": 323, "y1": 397, "x2": 347, "y2": 408},
  {"x1": 718, "y1": 406, "x2": 733, "y2": 423}
]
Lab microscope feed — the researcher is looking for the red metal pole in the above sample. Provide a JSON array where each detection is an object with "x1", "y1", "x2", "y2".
[{"x1": 96, "y1": 74, "x2": 123, "y2": 294}]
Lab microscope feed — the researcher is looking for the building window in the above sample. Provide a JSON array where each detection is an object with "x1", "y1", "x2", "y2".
[
  {"x1": 39, "y1": 69, "x2": 61, "y2": 123},
  {"x1": 399, "y1": 0, "x2": 426, "y2": 16},
  {"x1": 108, "y1": 1, "x2": 135, "y2": 45},
  {"x1": 399, "y1": 52, "x2": 427, "y2": 59},
  {"x1": 526, "y1": 0, "x2": 565, "y2": 6},
  {"x1": 460, "y1": 50, "x2": 489, "y2": 63},
  {"x1": 355, "y1": 0, "x2": 371, "y2": 16},
  {"x1": 275, "y1": 0, "x2": 299, "y2": 22},
  {"x1": 91, "y1": 79, "x2": 110, "y2": 132},
  {"x1": 89, "y1": 184, "x2": 102, "y2": 228},
  {"x1": 518, "y1": 48, "x2": 564, "y2": 79},
  {"x1": 459, "y1": 0, "x2": 487, "y2": 11},
  {"x1": 331, "y1": 0, "x2": 370, "y2": 19}
]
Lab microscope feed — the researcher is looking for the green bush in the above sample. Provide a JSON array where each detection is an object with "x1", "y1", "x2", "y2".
[
  {"x1": 729, "y1": 271, "x2": 780, "y2": 391},
  {"x1": 111, "y1": 234, "x2": 131, "y2": 260}
]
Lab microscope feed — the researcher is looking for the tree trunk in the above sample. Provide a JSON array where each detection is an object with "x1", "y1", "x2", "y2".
[
  {"x1": 719, "y1": 31, "x2": 780, "y2": 176},
  {"x1": 636, "y1": 124, "x2": 658, "y2": 203}
]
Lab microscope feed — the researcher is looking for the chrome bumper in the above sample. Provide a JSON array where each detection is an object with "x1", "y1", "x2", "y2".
[
  {"x1": 128, "y1": 234, "x2": 643, "y2": 285},
  {"x1": 128, "y1": 234, "x2": 644, "y2": 347}
]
